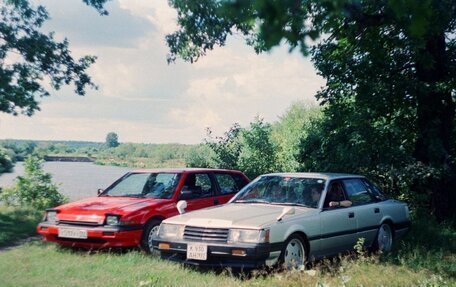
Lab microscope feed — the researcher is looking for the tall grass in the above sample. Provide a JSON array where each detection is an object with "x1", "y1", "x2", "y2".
[
  {"x1": 0, "y1": 206, "x2": 42, "y2": 246},
  {"x1": 0, "y1": 207, "x2": 454, "y2": 286},
  {"x1": 382, "y1": 217, "x2": 455, "y2": 278}
]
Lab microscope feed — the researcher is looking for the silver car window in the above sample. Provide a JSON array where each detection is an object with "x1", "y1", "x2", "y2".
[{"x1": 343, "y1": 179, "x2": 374, "y2": 205}]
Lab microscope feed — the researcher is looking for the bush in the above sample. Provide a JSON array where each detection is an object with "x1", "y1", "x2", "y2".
[
  {"x1": 363, "y1": 162, "x2": 446, "y2": 217},
  {"x1": 0, "y1": 156, "x2": 67, "y2": 210},
  {"x1": 0, "y1": 147, "x2": 14, "y2": 174}
]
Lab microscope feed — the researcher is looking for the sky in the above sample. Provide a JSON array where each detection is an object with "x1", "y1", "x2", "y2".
[{"x1": 0, "y1": 0, "x2": 325, "y2": 144}]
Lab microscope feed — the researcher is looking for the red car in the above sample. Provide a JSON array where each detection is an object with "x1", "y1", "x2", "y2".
[{"x1": 37, "y1": 168, "x2": 249, "y2": 251}]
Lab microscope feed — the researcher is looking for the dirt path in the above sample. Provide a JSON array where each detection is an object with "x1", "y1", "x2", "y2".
[{"x1": 0, "y1": 235, "x2": 41, "y2": 252}]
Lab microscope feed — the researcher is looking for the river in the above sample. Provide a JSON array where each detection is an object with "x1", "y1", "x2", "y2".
[{"x1": 0, "y1": 162, "x2": 131, "y2": 201}]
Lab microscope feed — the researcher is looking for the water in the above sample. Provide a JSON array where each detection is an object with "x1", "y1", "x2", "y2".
[{"x1": 0, "y1": 162, "x2": 131, "y2": 201}]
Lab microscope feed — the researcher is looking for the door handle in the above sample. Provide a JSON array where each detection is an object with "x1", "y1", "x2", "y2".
[
  {"x1": 348, "y1": 212, "x2": 355, "y2": 218},
  {"x1": 213, "y1": 199, "x2": 220, "y2": 205},
  {"x1": 374, "y1": 208, "x2": 380, "y2": 213}
]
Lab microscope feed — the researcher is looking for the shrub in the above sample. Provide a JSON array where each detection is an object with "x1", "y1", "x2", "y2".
[
  {"x1": 0, "y1": 147, "x2": 14, "y2": 174},
  {"x1": 0, "y1": 156, "x2": 67, "y2": 210}
]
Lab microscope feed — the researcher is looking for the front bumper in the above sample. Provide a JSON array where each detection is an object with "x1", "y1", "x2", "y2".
[
  {"x1": 37, "y1": 222, "x2": 143, "y2": 249},
  {"x1": 152, "y1": 238, "x2": 281, "y2": 268}
]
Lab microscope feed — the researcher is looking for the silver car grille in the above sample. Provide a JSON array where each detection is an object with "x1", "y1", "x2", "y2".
[{"x1": 183, "y1": 226, "x2": 229, "y2": 242}]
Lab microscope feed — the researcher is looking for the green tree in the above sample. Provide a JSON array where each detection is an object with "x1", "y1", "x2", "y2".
[
  {"x1": 205, "y1": 124, "x2": 243, "y2": 170},
  {"x1": 0, "y1": 155, "x2": 67, "y2": 210},
  {"x1": 185, "y1": 144, "x2": 216, "y2": 168},
  {"x1": 166, "y1": 0, "x2": 456, "y2": 220},
  {"x1": 0, "y1": 147, "x2": 14, "y2": 174},
  {"x1": 203, "y1": 118, "x2": 278, "y2": 179},
  {"x1": 238, "y1": 117, "x2": 277, "y2": 179},
  {"x1": 105, "y1": 132, "x2": 120, "y2": 148},
  {"x1": 271, "y1": 102, "x2": 321, "y2": 172},
  {"x1": 0, "y1": 0, "x2": 110, "y2": 116}
]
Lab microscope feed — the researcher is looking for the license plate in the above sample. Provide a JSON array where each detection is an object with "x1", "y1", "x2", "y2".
[
  {"x1": 187, "y1": 243, "x2": 207, "y2": 260},
  {"x1": 58, "y1": 228, "x2": 88, "y2": 239}
]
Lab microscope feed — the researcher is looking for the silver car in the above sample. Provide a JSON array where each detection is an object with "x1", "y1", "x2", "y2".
[{"x1": 152, "y1": 173, "x2": 411, "y2": 268}]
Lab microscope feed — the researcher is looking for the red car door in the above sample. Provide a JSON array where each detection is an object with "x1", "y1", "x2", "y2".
[
  {"x1": 182, "y1": 173, "x2": 217, "y2": 212},
  {"x1": 212, "y1": 172, "x2": 249, "y2": 204}
]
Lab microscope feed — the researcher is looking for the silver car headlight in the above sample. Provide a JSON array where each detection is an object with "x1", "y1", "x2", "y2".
[
  {"x1": 106, "y1": 215, "x2": 120, "y2": 226},
  {"x1": 46, "y1": 211, "x2": 58, "y2": 223},
  {"x1": 158, "y1": 223, "x2": 185, "y2": 240},
  {"x1": 228, "y1": 229, "x2": 270, "y2": 243}
]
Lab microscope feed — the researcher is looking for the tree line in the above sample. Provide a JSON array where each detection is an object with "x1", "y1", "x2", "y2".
[{"x1": 1, "y1": 0, "x2": 454, "y2": 220}]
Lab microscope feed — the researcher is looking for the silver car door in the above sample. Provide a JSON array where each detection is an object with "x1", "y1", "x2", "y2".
[
  {"x1": 343, "y1": 178, "x2": 382, "y2": 247},
  {"x1": 319, "y1": 181, "x2": 358, "y2": 256}
]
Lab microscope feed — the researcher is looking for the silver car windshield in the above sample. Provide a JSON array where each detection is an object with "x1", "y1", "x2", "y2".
[
  {"x1": 102, "y1": 173, "x2": 180, "y2": 199},
  {"x1": 232, "y1": 176, "x2": 326, "y2": 208}
]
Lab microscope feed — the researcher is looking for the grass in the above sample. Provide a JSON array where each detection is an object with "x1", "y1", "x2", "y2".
[
  {"x1": 0, "y1": 206, "x2": 42, "y2": 247},
  {"x1": 0, "y1": 206, "x2": 454, "y2": 287},
  {"x1": 0, "y1": 242, "x2": 453, "y2": 287}
]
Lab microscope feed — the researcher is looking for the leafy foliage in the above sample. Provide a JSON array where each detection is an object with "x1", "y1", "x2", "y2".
[
  {"x1": 185, "y1": 144, "x2": 217, "y2": 168},
  {"x1": 0, "y1": 206, "x2": 42, "y2": 247},
  {"x1": 0, "y1": 155, "x2": 67, "y2": 210},
  {"x1": 105, "y1": 132, "x2": 120, "y2": 148},
  {"x1": 204, "y1": 123, "x2": 243, "y2": 171},
  {"x1": 0, "y1": 147, "x2": 14, "y2": 174},
  {"x1": 272, "y1": 102, "x2": 321, "y2": 172},
  {"x1": 0, "y1": 0, "x2": 98, "y2": 115},
  {"x1": 200, "y1": 118, "x2": 278, "y2": 179},
  {"x1": 167, "y1": 0, "x2": 456, "y2": 220},
  {"x1": 238, "y1": 117, "x2": 277, "y2": 179}
]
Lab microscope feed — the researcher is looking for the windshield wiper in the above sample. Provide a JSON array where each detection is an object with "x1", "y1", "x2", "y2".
[
  {"x1": 234, "y1": 199, "x2": 270, "y2": 204},
  {"x1": 125, "y1": 194, "x2": 145, "y2": 198},
  {"x1": 269, "y1": 202, "x2": 310, "y2": 208}
]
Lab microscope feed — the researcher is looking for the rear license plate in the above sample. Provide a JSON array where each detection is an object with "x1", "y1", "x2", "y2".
[
  {"x1": 58, "y1": 228, "x2": 88, "y2": 239},
  {"x1": 187, "y1": 243, "x2": 207, "y2": 260}
]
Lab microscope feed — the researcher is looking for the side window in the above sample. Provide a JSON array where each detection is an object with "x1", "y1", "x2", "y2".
[
  {"x1": 232, "y1": 174, "x2": 249, "y2": 190},
  {"x1": 183, "y1": 173, "x2": 213, "y2": 199},
  {"x1": 343, "y1": 179, "x2": 374, "y2": 205},
  {"x1": 362, "y1": 179, "x2": 386, "y2": 201},
  {"x1": 324, "y1": 181, "x2": 347, "y2": 208},
  {"x1": 195, "y1": 173, "x2": 213, "y2": 198},
  {"x1": 215, "y1": 173, "x2": 240, "y2": 195}
]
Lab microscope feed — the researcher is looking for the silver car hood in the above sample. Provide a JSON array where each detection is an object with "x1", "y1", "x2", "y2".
[{"x1": 164, "y1": 203, "x2": 317, "y2": 229}]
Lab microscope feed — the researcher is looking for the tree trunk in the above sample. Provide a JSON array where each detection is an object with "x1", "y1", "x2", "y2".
[{"x1": 414, "y1": 33, "x2": 456, "y2": 220}]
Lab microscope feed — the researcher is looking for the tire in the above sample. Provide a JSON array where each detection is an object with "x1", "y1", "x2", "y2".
[
  {"x1": 278, "y1": 234, "x2": 307, "y2": 270},
  {"x1": 374, "y1": 223, "x2": 394, "y2": 252},
  {"x1": 140, "y1": 219, "x2": 161, "y2": 254}
]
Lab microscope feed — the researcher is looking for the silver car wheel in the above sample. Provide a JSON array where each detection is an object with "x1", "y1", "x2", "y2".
[
  {"x1": 284, "y1": 238, "x2": 305, "y2": 269},
  {"x1": 377, "y1": 223, "x2": 393, "y2": 252}
]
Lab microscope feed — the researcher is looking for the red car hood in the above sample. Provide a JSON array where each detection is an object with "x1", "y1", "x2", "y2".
[{"x1": 55, "y1": 197, "x2": 168, "y2": 224}]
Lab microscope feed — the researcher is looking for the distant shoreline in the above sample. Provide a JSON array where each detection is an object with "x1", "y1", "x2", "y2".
[{"x1": 44, "y1": 156, "x2": 95, "y2": 162}]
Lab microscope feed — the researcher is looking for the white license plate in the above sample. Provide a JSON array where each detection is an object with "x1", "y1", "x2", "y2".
[
  {"x1": 187, "y1": 243, "x2": 207, "y2": 260},
  {"x1": 58, "y1": 228, "x2": 88, "y2": 239}
]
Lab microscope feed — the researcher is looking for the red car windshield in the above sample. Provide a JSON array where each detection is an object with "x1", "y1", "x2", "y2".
[{"x1": 101, "y1": 172, "x2": 181, "y2": 199}]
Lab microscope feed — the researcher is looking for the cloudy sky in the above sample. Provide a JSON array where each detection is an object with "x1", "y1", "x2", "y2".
[{"x1": 0, "y1": 0, "x2": 325, "y2": 144}]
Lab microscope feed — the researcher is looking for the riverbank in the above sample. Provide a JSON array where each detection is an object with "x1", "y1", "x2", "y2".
[
  {"x1": 44, "y1": 156, "x2": 95, "y2": 162},
  {"x1": 0, "y1": 162, "x2": 130, "y2": 201}
]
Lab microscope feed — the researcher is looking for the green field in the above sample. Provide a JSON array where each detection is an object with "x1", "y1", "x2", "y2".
[
  {"x1": 0, "y1": 242, "x2": 452, "y2": 287},
  {"x1": 0, "y1": 208, "x2": 454, "y2": 287}
]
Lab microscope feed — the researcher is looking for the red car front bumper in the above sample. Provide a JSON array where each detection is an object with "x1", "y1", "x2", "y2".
[{"x1": 37, "y1": 222, "x2": 143, "y2": 249}]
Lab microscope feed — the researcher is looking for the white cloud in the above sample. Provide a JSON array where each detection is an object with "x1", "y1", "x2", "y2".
[
  {"x1": 168, "y1": 42, "x2": 324, "y2": 137},
  {"x1": 0, "y1": 0, "x2": 325, "y2": 144},
  {"x1": 118, "y1": 0, "x2": 178, "y2": 34}
]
